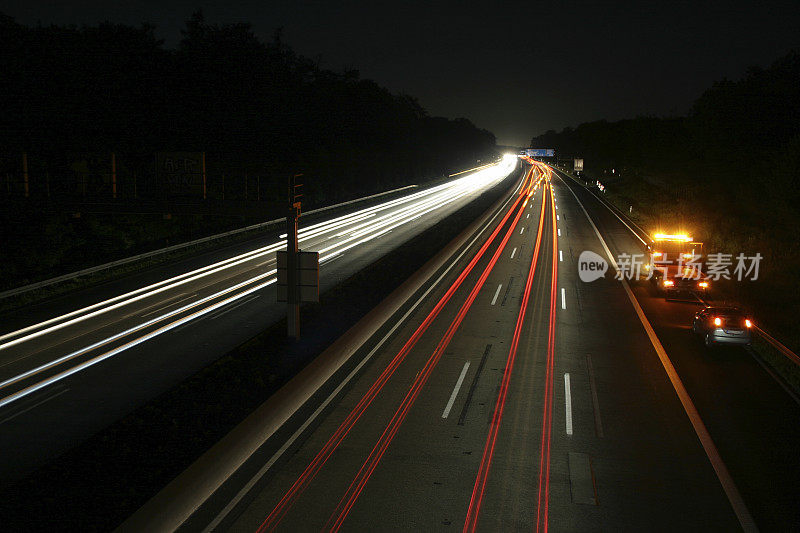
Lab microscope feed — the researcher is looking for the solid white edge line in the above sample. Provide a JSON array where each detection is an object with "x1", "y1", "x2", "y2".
[
  {"x1": 559, "y1": 174, "x2": 757, "y2": 533},
  {"x1": 200, "y1": 175, "x2": 523, "y2": 533},
  {"x1": 442, "y1": 361, "x2": 471, "y2": 418},
  {"x1": 561, "y1": 288, "x2": 566, "y2": 310},
  {"x1": 564, "y1": 373, "x2": 573, "y2": 435},
  {"x1": 491, "y1": 284, "x2": 503, "y2": 306}
]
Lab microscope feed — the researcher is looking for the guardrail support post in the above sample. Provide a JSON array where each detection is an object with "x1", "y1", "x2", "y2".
[
  {"x1": 201, "y1": 152, "x2": 207, "y2": 200},
  {"x1": 112, "y1": 152, "x2": 117, "y2": 199},
  {"x1": 22, "y1": 152, "x2": 29, "y2": 197}
]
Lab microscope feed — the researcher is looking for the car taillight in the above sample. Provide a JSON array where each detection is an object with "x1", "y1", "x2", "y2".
[
  {"x1": 663, "y1": 280, "x2": 674, "y2": 287},
  {"x1": 714, "y1": 317, "x2": 722, "y2": 327},
  {"x1": 745, "y1": 319, "x2": 752, "y2": 328},
  {"x1": 698, "y1": 281, "x2": 709, "y2": 288}
]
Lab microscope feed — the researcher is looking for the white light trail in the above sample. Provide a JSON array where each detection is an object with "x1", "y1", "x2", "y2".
[{"x1": 0, "y1": 155, "x2": 519, "y2": 405}]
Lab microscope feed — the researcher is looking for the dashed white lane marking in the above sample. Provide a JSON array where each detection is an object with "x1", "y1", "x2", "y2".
[
  {"x1": 520, "y1": 227, "x2": 525, "y2": 235},
  {"x1": 558, "y1": 228, "x2": 561, "y2": 237},
  {"x1": 511, "y1": 247, "x2": 517, "y2": 259},
  {"x1": 141, "y1": 293, "x2": 196, "y2": 317},
  {"x1": 442, "y1": 361, "x2": 471, "y2": 418},
  {"x1": 491, "y1": 284, "x2": 502, "y2": 306},
  {"x1": 0, "y1": 386, "x2": 70, "y2": 425},
  {"x1": 557, "y1": 215, "x2": 560, "y2": 221},
  {"x1": 561, "y1": 288, "x2": 566, "y2": 310},
  {"x1": 565, "y1": 373, "x2": 573, "y2": 435},
  {"x1": 559, "y1": 250, "x2": 563, "y2": 262},
  {"x1": 527, "y1": 213, "x2": 530, "y2": 219}
]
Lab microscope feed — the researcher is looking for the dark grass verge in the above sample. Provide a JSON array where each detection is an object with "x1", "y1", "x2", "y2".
[{"x1": 0, "y1": 174, "x2": 513, "y2": 532}]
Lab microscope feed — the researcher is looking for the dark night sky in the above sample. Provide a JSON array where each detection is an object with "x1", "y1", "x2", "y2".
[{"x1": 4, "y1": 1, "x2": 800, "y2": 146}]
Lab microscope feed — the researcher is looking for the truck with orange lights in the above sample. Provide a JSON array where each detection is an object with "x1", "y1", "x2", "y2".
[{"x1": 647, "y1": 233, "x2": 711, "y2": 300}]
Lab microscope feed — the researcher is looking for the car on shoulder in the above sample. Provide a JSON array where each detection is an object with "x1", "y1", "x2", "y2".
[{"x1": 692, "y1": 306, "x2": 752, "y2": 347}]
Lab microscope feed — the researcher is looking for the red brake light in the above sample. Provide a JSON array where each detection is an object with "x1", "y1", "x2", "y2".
[
  {"x1": 663, "y1": 280, "x2": 674, "y2": 287},
  {"x1": 745, "y1": 319, "x2": 752, "y2": 328},
  {"x1": 713, "y1": 317, "x2": 722, "y2": 327}
]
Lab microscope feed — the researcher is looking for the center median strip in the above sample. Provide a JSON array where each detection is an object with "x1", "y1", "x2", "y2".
[{"x1": 118, "y1": 165, "x2": 532, "y2": 533}]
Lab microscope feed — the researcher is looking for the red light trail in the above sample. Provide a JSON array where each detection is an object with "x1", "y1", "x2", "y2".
[
  {"x1": 324, "y1": 179, "x2": 539, "y2": 532},
  {"x1": 256, "y1": 166, "x2": 537, "y2": 532},
  {"x1": 463, "y1": 178, "x2": 550, "y2": 533},
  {"x1": 535, "y1": 178, "x2": 559, "y2": 533}
]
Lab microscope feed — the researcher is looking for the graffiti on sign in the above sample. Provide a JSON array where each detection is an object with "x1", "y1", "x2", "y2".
[{"x1": 156, "y1": 152, "x2": 204, "y2": 196}]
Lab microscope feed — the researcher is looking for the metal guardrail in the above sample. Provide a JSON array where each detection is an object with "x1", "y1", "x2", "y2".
[
  {"x1": 0, "y1": 184, "x2": 418, "y2": 301},
  {"x1": 1, "y1": 160, "x2": 504, "y2": 302},
  {"x1": 754, "y1": 325, "x2": 800, "y2": 367}
]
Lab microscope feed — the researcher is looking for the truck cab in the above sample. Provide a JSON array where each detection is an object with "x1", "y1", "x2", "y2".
[{"x1": 647, "y1": 233, "x2": 710, "y2": 300}]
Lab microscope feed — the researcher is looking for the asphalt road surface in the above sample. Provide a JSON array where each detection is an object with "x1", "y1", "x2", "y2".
[
  {"x1": 0, "y1": 156, "x2": 520, "y2": 481},
  {"x1": 182, "y1": 161, "x2": 798, "y2": 531}
]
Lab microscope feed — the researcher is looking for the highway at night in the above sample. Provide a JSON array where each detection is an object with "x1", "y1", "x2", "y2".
[
  {"x1": 117, "y1": 160, "x2": 798, "y2": 532},
  {"x1": 0, "y1": 157, "x2": 519, "y2": 481},
  {"x1": 3, "y1": 6, "x2": 799, "y2": 531}
]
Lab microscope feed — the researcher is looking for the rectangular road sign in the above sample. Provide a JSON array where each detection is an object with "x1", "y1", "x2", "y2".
[
  {"x1": 574, "y1": 158, "x2": 584, "y2": 172},
  {"x1": 276, "y1": 250, "x2": 319, "y2": 303},
  {"x1": 526, "y1": 149, "x2": 555, "y2": 157}
]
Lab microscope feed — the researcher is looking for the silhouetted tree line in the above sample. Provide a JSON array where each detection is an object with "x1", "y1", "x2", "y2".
[
  {"x1": 532, "y1": 51, "x2": 800, "y2": 346},
  {"x1": 0, "y1": 11, "x2": 497, "y2": 288},
  {"x1": 0, "y1": 10, "x2": 496, "y2": 204},
  {"x1": 531, "y1": 50, "x2": 800, "y2": 222}
]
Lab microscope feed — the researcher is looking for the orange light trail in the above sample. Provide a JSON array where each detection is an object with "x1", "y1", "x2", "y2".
[
  {"x1": 463, "y1": 179, "x2": 549, "y2": 533},
  {"x1": 535, "y1": 177, "x2": 559, "y2": 532}
]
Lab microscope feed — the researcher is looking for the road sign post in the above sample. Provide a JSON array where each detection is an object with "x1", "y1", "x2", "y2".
[
  {"x1": 276, "y1": 173, "x2": 319, "y2": 339},
  {"x1": 286, "y1": 201, "x2": 299, "y2": 338}
]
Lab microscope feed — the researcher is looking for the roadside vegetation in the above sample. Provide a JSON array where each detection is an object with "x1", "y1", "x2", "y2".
[
  {"x1": 0, "y1": 11, "x2": 497, "y2": 290},
  {"x1": 533, "y1": 50, "x2": 800, "y2": 358}
]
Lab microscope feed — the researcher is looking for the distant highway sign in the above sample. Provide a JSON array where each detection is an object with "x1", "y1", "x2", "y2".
[{"x1": 526, "y1": 149, "x2": 555, "y2": 157}]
